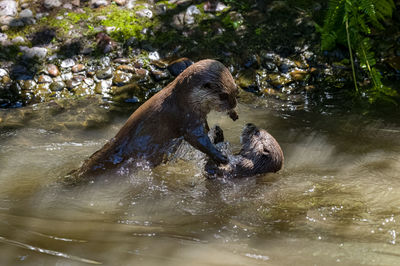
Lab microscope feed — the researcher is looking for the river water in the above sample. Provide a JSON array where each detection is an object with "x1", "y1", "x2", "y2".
[{"x1": 1, "y1": 93, "x2": 400, "y2": 266}]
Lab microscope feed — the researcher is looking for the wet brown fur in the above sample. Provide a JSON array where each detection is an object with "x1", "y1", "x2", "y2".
[
  {"x1": 205, "y1": 124, "x2": 284, "y2": 178},
  {"x1": 71, "y1": 59, "x2": 238, "y2": 181}
]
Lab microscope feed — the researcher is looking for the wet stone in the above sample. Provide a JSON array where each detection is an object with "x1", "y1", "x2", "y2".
[
  {"x1": 135, "y1": 9, "x2": 153, "y2": 19},
  {"x1": 1, "y1": 75, "x2": 11, "y2": 84},
  {"x1": 167, "y1": 58, "x2": 193, "y2": 76},
  {"x1": 61, "y1": 59, "x2": 75, "y2": 68},
  {"x1": 151, "y1": 68, "x2": 169, "y2": 81},
  {"x1": 72, "y1": 64, "x2": 85, "y2": 73},
  {"x1": 44, "y1": 0, "x2": 62, "y2": 9},
  {"x1": 290, "y1": 69, "x2": 308, "y2": 81},
  {"x1": 0, "y1": 68, "x2": 7, "y2": 77},
  {"x1": 73, "y1": 85, "x2": 91, "y2": 96},
  {"x1": 269, "y1": 74, "x2": 291, "y2": 87},
  {"x1": 66, "y1": 75, "x2": 84, "y2": 89},
  {"x1": 47, "y1": 64, "x2": 60, "y2": 77},
  {"x1": 20, "y1": 46, "x2": 47, "y2": 59},
  {"x1": 11, "y1": 36, "x2": 25, "y2": 44},
  {"x1": 37, "y1": 74, "x2": 53, "y2": 83},
  {"x1": 34, "y1": 83, "x2": 51, "y2": 97},
  {"x1": 96, "y1": 67, "x2": 113, "y2": 79},
  {"x1": 90, "y1": 0, "x2": 109, "y2": 8},
  {"x1": 94, "y1": 79, "x2": 112, "y2": 94},
  {"x1": 113, "y1": 70, "x2": 132, "y2": 86},
  {"x1": 114, "y1": 58, "x2": 130, "y2": 64},
  {"x1": 114, "y1": 0, "x2": 126, "y2": 6},
  {"x1": 0, "y1": 1, "x2": 18, "y2": 17},
  {"x1": 116, "y1": 65, "x2": 135, "y2": 73},
  {"x1": 84, "y1": 78, "x2": 94, "y2": 86},
  {"x1": 133, "y1": 68, "x2": 149, "y2": 81},
  {"x1": 50, "y1": 81, "x2": 66, "y2": 91},
  {"x1": 61, "y1": 72, "x2": 73, "y2": 81}
]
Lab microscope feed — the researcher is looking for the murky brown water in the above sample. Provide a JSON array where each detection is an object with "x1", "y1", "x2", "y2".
[{"x1": 1, "y1": 94, "x2": 400, "y2": 266}]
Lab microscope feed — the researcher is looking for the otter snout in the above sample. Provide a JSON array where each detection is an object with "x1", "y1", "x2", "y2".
[{"x1": 228, "y1": 109, "x2": 239, "y2": 121}]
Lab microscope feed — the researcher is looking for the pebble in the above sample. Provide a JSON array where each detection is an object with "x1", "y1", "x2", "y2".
[
  {"x1": 61, "y1": 72, "x2": 73, "y2": 81},
  {"x1": 37, "y1": 74, "x2": 53, "y2": 83},
  {"x1": 0, "y1": 1, "x2": 18, "y2": 17},
  {"x1": 135, "y1": 9, "x2": 153, "y2": 19},
  {"x1": 117, "y1": 65, "x2": 136, "y2": 73},
  {"x1": 72, "y1": 64, "x2": 85, "y2": 73},
  {"x1": 96, "y1": 67, "x2": 113, "y2": 79},
  {"x1": 50, "y1": 81, "x2": 66, "y2": 91},
  {"x1": 11, "y1": 36, "x2": 25, "y2": 44},
  {"x1": 148, "y1": 51, "x2": 160, "y2": 61},
  {"x1": 61, "y1": 59, "x2": 75, "y2": 68},
  {"x1": 20, "y1": 46, "x2": 48, "y2": 59},
  {"x1": 90, "y1": 0, "x2": 109, "y2": 8},
  {"x1": 114, "y1": 0, "x2": 126, "y2": 6},
  {"x1": 47, "y1": 64, "x2": 60, "y2": 77},
  {"x1": 95, "y1": 80, "x2": 112, "y2": 94},
  {"x1": 0, "y1": 68, "x2": 8, "y2": 77},
  {"x1": 113, "y1": 70, "x2": 133, "y2": 86},
  {"x1": 21, "y1": 80, "x2": 36, "y2": 91},
  {"x1": 43, "y1": 0, "x2": 63, "y2": 9}
]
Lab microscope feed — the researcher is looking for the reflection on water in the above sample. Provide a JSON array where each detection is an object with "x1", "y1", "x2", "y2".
[{"x1": 1, "y1": 94, "x2": 400, "y2": 265}]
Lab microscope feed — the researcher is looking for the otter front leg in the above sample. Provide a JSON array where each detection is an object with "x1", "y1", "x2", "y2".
[{"x1": 184, "y1": 123, "x2": 228, "y2": 165}]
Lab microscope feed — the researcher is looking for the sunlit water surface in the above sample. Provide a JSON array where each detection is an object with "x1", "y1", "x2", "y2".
[{"x1": 1, "y1": 94, "x2": 400, "y2": 266}]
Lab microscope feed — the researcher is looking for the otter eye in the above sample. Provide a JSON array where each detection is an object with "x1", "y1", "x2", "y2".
[{"x1": 219, "y1": 93, "x2": 229, "y2": 101}]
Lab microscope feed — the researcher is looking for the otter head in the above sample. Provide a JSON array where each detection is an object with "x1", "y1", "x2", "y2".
[
  {"x1": 177, "y1": 59, "x2": 239, "y2": 120},
  {"x1": 239, "y1": 123, "x2": 284, "y2": 174}
]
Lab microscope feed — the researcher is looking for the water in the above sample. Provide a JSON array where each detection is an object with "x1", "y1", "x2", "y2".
[{"x1": 1, "y1": 94, "x2": 400, "y2": 265}]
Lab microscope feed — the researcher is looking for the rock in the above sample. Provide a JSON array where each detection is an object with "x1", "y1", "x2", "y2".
[
  {"x1": 155, "y1": 3, "x2": 167, "y2": 15},
  {"x1": 0, "y1": 33, "x2": 7, "y2": 44},
  {"x1": 61, "y1": 72, "x2": 73, "y2": 81},
  {"x1": 204, "y1": 1, "x2": 228, "y2": 12},
  {"x1": 148, "y1": 51, "x2": 160, "y2": 61},
  {"x1": 47, "y1": 64, "x2": 60, "y2": 77},
  {"x1": 66, "y1": 75, "x2": 84, "y2": 89},
  {"x1": 0, "y1": 1, "x2": 18, "y2": 17},
  {"x1": 115, "y1": 0, "x2": 126, "y2": 6},
  {"x1": 19, "y1": 8, "x2": 35, "y2": 24},
  {"x1": 135, "y1": 9, "x2": 153, "y2": 19},
  {"x1": 94, "y1": 79, "x2": 112, "y2": 94},
  {"x1": 61, "y1": 59, "x2": 75, "y2": 68},
  {"x1": 44, "y1": 0, "x2": 62, "y2": 9},
  {"x1": 1, "y1": 75, "x2": 11, "y2": 84},
  {"x1": 9, "y1": 18, "x2": 24, "y2": 27},
  {"x1": 20, "y1": 46, "x2": 47, "y2": 59},
  {"x1": 243, "y1": 54, "x2": 260, "y2": 69},
  {"x1": 34, "y1": 83, "x2": 51, "y2": 98},
  {"x1": 269, "y1": 73, "x2": 291, "y2": 87},
  {"x1": 125, "y1": 0, "x2": 136, "y2": 9},
  {"x1": 114, "y1": 58, "x2": 130, "y2": 64},
  {"x1": 84, "y1": 78, "x2": 94, "y2": 86},
  {"x1": 63, "y1": 3, "x2": 73, "y2": 9},
  {"x1": 236, "y1": 69, "x2": 258, "y2": 92},
  {"x1": 150, "y1": 67, "x2": 169, "y2": 81},
  {"x1": 290, "y1": 69, "x2": 308, "y2": 81},
  {"x1": 21, "y1": 80, "x2": 36, "y2": 91},
  {"x1": 0, "y1": 68, "x2": 7, "y2": 77},
  {"x1": 116, "y1": 65, "x2": 136, "y2": 73},
  {"x1": 96, "y1": 33, "x2": 116, "y2": 54},
  {"x1": 71, "y1": 64, "x2": 85, "y2": 73},
  {"x1": 72, "y1": 0, "x2": 80, "y2": 6},
  {"x1": 50, "y1": 81, "x2": 66, "y2": 91},
  {"x1": 113, "y1": 70, "x2": 133, "y2": 86},
  {"x1": 167, "y1": 58, "x2": 193, "y2": 76},
  {"x1": 72, "y1": 85, "x2": 91, "y2": 96},
  {"x1": 11, "y1": 36, "x2": 25, "y2": 44},
  {"x1": 90, "y1": 0, "x2": 109, "y2": 8},
  {"x1": 133, "y1": 68, "x2": 149, "y2": 81},
  {"x1": 37, "y1": 74, "x2": 53, "y2": 83},
  {"x1": 96, "y1": 67, "x2": 113, "y2": 79}
]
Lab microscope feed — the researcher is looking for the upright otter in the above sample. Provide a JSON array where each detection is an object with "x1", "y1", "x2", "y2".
[
  {"x1": 71, "y1": 59, "x2": 238, "y2": 181},
  {"x1": 205, "y1": 124, "x2": 284, "y2": 178}
]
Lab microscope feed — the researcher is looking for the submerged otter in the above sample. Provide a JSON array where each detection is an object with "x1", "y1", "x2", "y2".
[
  {"x1": 204, "y1": 124, "x2": 284, "y2": 178},
  {"x1": 70, "y1": 59, "x2": 239, "y2": 181}
]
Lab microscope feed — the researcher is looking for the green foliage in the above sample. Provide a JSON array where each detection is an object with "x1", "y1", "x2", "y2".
[
  {"x1": 100, "y1": 5, "x2": 152, "y2": 42},
  {"x1": 317, "y1": 0, "x2": 397, "y2": 103}
]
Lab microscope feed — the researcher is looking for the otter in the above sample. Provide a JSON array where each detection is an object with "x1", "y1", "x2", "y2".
[
  {"x1": 70, "y1": 59, "x2": 239, "y2": 181},
  {"x1": 204, "y1": 124, "x2": 284, "y2": 178}
]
